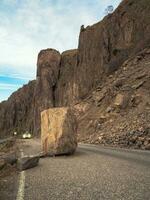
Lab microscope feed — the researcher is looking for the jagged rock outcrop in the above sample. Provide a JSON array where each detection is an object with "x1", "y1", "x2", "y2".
[
  {"x1": 55, "y1": 49, "x2": 78, "y2": 106},
  {"x1": 76, "y1": 47, "x2": 150, "y2": 149},
  {"x1": 76, "y1": 0, "x2": 150, "y2": 98},
  {"x1": 0, "y1": 0, "x2": 150, "y2": 150},
  {"x1": 0, "y1": 49, "x2": 62, "y2": 137},
  {"x1": 33, "y1": 49, "x2": 61, "y2": 134}
]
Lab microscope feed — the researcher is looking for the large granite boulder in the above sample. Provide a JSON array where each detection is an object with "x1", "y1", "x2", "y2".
[{"x1": 41, "y1": 107, "x2": 77, "y2": 156}]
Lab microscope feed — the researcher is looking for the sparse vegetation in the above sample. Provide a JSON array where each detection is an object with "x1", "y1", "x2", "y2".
[{"x1": 104, "y1": 5, "x2": 114, "y2": 15}]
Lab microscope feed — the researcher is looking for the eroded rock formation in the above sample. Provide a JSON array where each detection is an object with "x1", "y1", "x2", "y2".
[
  {"x1": 0, "y1": 0, "x2": 150, "y2": 150},
  {"x1": 34, "y1": 49, "x2": 61, "y2": 134},
  {"x1": 55, "y1": 49, "x2": 78, "y2": 106}
]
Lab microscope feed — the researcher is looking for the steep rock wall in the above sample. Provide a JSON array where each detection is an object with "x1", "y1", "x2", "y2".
[
  {"x1": 55, "y1": 49, "x2": 78, "y2": 107},
  {"x1": 76, "y1": 0, "x2": 150, "y2": 97},
  {"x1": 0, "y1": 0, "x2": 150, "y2": 137},
  {"x1": 0, "y1": 80, "x2": 36, "y2": 138},
  {"x1": 33, "y1": 49, "x2": 61, "y2": 134}
]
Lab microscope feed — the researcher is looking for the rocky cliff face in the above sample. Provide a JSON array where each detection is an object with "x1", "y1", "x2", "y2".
[
  {"x1": 33, "y1": 49, "x2": 61, "y2": 134},
  {"x1": 0, "y1": 81, "x2": 36, "y2": 138},
  {"x1": 76, "y1": 0, "x2": 150, "y2": 98},
  {"x1": 54, "y1": 0, "x2": 150, "y2": 104},
  {"x1": 0, "y1": 0, "x2": 150, "y2": 147},
  {"x1": 55, "y1": 49, "x2": 78, "y2": 107},
  {"x1": 75, "y1": 47, "x2": 150, "y2": 150}
]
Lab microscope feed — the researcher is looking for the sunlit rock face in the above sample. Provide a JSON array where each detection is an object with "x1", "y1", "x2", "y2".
[
  {"x1": 76, "y1": 0, "x2": 150, "y2": 98},
  {"x1": 55, "y1": 49, "x2": 79, "y2": 107},
  {"x1": 41, "y1": 107, "x2": 77, "y2": 156}
]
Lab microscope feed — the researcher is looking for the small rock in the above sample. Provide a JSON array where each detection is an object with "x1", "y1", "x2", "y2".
[
  {"x1": 130, "y1": 136, "x2": 138, "y2": 142},
  {"x1": 144, "y1": 141, "x2": 149, "y2": 146},
  {"x1": 145, "y1": 137, "x2": 150, "y2": 143},
  {"x1": 138, "y1": 127, "x2": 145, "y2": 132},
  {"x1": 135, "y1": 73, "x2": 146, "y2": 80},
  {"x1": 132, "y1": 80, "x2": 145, "y2": 89},
  {"x1": 138, "y1": 137, "x2": 145, "y2": 142},
  {"x1": 94, "y1": 120, "x2": 102, "y2": 130},
  {"x1": 17, "y1": 155, "x2": 40, "y2": 171},
  {"x1": 98, "y1": 136, "x2": 103, "y2": 141},
  {"x1": 114, "y1": 79, "x2": 125, "y2": 87},
  {"x1": 145, "y1": 49, "x2": 150, "y2": 54},
  {"x1": 136, "y1": 140, "x2": 143, "y2": 147},
  {"x1": 114, "y1": 94, "x2": 129, "y2": 108},
  {"x1": 106, "y1": 106, "x2": 113, "y2": 113},
  {"x1": 141, "y1": 146, "x2": 146, "y2": 150},
  {"x1": 92, "y1": 91, "x2": 106, "y2": 106}
]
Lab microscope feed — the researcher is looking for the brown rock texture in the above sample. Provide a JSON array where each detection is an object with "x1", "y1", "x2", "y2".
[
  {"x1": 41, "y1": 107, "x2": 77, "y2": 155},
  {"x1": 55, "y1": 49, "x2": 78, "y2": 106},
  {"x1": 33, "y1": 49, "x2": 61, "y2": 134},
  {"x1": 76, "y1": 0, "x2": 150, "y2": 98},
  {"x1": 0, "y1": 81, "x2": 36, "y2": 138},
  {"x1": 17, "y1": 155, "x2": 40, "y2": 171},
  {"x1": 0, "y1": 0, "x2": 150, "y2": 150},
  {"x1": 76, "y1": 48, "x2": 150, "y2": 150}
]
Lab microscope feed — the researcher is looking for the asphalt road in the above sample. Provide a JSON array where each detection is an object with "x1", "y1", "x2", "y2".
[
  {"x1": 14, "y1": 139, "x2": 150, "y2": 200},
  {"x1": 1, "y1": 139, "x2": 150, "y2": 200}
]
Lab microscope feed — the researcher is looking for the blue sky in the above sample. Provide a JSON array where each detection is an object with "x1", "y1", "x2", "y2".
[{"x1": 0, "y1": 0, "x2": 122, "y2": 102}]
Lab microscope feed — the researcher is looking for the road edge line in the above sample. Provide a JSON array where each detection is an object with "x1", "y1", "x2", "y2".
[{"x1": 16, "y1": 150, "x2": 25, "y2": 200}]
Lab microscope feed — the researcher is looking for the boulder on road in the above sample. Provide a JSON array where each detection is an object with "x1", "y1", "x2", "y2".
[
  {"x1": 41, "y1": 107, "x2": 77, "y2": 156},
  {"x1": 17, "y1": 155, "x2": 40, "y2": 171}
]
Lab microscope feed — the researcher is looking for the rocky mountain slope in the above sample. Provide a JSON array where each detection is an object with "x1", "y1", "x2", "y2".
[
  {"x1": 75, "y1": 48, "x2": 150, "y2": 150},
  {"x1": 0, "y1": 0, "x2": 150, "y2": 149},
  {"x1": 0, "y1": 81, "x2": 36, "y2": 137}
]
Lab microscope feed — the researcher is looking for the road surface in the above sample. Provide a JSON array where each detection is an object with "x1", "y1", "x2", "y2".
[{"x1": 1, "y1": 139, "x2": 150, "y2": 200}]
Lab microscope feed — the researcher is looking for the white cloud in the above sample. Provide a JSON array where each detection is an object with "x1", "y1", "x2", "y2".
[
  {"x1": 0, "y1": 0, "x2": 96, "y2": 79},
  {"x1": 0, "y1": 0, "x2": 122, "y2": 80},
  {"x1": 0, "y1": 83, "x2": 22, "y2": 90},
  {"x1": 0, "y1": 0, "x2": 122, "y2": 102}
]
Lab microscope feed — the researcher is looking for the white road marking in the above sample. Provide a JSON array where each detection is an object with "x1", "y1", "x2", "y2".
[{"x1": 16, "y1": 150, "x2": 25, "y2": 200}]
